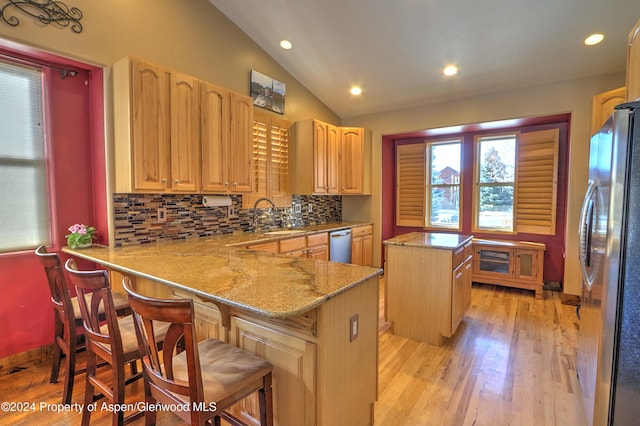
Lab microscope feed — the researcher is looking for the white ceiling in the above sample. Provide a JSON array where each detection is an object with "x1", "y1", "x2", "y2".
[{"x1": 210, "y1": 0, "x2": 640, "y2": 119}]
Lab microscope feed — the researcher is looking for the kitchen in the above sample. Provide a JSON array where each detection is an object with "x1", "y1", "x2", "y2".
[{"x1": 1, "y1": 0, "x2": 640, "y2": 425}]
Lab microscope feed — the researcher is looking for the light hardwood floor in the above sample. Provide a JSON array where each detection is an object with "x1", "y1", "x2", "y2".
[{"x1": 0, "y1": 283, "x2": 587, "y2": 425}]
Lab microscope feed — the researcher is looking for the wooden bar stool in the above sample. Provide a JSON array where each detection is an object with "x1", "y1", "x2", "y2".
[
  {"x1": 122, "y1": 277, "x2": 274, "y2": 426},
  {"x1": 64, "y1": 258, "x2": 167, "y2": 425},
  {"x1": 35, "y1": 246, "x2": 131, "y2": 405}
]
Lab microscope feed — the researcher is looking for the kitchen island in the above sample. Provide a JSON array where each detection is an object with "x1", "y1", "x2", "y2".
[
  {"x1": 63, "y1": 236, "x2": 381, "y2": 426},
  {"x1": 384, "y1": 232, "x2": 473, "y2": 346}
]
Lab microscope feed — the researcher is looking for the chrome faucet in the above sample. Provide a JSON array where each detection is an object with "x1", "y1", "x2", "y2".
[{"x1": 252, "y1": 197, "x2": 277, "y2": 230}]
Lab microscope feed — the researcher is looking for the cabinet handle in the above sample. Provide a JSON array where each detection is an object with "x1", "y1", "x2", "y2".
[
  {"x1": 174, "y1": 179, "x2": 180, "y2": 184},
  {"x1": 233, "y1": 182, "x2": 238, "y2": 188},
  {"x1": 161, "y1": 178, "x2": 167, "y2": 186},
  {"x1": 224, "y1": 181, "x2": 230, "y2": 187}
]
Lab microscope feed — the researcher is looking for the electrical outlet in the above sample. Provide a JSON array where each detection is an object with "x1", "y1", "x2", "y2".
[
  {"x1": 157, "y1": 207, "x2": 167, "y2": 223},
  {"x1": 228, "y1": 205, "x2": 236, "y2": 217},
  {"x1": 294, "y1": 203, "x2": 302, "y2": 214},
  {"x1": 308, "y1": 203, "x2": 313, "y2": 213},
  {"x1": 349, "y1": 314, "x2": 359, "y2": 342}
]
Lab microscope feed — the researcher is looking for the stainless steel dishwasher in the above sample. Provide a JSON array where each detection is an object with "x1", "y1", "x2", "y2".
[{"x1": 329, "y1": 229, "x2": 352, "y2": 263}]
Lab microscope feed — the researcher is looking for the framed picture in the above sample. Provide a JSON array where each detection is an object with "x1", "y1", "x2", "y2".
[{"x1": 250, "y1": 69, "x2": 286, "y2": 114}]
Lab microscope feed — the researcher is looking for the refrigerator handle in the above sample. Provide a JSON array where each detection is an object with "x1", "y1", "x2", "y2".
[
  {"x1": 578, "y1": 179, "x2": 598, "y2": 289},
  {"x1": 576, "y1": 303, "x2": 581, "y2": 320}
]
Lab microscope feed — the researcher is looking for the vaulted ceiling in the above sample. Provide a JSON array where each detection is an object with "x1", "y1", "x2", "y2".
[{"x1": 210, "y1": 0, "x2": 640, "y2": 119}]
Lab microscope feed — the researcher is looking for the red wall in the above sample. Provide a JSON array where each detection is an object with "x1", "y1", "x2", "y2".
[
  {"x1": 0, "y1": 44, "x2": 105, "y2": 359},
  {"x1": 381, "y1": 116, "x2": 571, "y2": 286}
]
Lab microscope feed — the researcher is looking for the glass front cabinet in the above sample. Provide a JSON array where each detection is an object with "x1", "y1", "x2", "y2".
[{"x1": 472, "y1": 239, "x2": 545, "y2": 299}]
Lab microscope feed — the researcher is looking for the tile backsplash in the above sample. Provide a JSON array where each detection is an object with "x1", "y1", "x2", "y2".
[{"x1": 113, "y1": 194, "x2": 341, "y2": 246}]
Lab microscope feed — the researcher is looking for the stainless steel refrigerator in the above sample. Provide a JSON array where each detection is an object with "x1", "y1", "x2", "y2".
[{"x1": 578, "y1": 100, "x2": 640, "y2": 425}]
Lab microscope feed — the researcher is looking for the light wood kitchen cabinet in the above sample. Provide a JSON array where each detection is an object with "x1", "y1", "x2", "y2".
[
  {"x1": 200, "y1": 80, "x2": 253, "y2": 193},
  {"x1": 229, "y1": 316, "x2": 316, "y2": 426},
  {"x1": 243, "y1": 110, "x2": 292, "y2": 208},
  {"x1": 250, "y1": 233, "x2": 330, "y2": 260},
  {"x1": 384, "y1": 233, "x2": 473, "y2": 345},
  {"x1": 169, "y1": 71, "x2": 200, "y2": 192},
  {"x1": 246, "y1": 240, "x2": 279, "y2": 253},
  {"x1": 591, "y1": 86, "x2": 626, "y2": 135},
  {"x1": 340, "y1": 127, "x2": 371, "y2": 194},
  {"x1": 471, "y1": 239, "x2": 545, "y2": 299},
  {"x1": 351, "y1": 225, "x2": 373, "y2": 266},
  {"x1": 172, "y1": 289, "x2": 226, "y2": 343},
  {"x1": 305, "y1": 232, "x2": 329, "y2": 261},
  {"x1": 114, "y1": 57, "x2": 171, "y2": 192},
  {"x1": 292, "y1": 119, "x2": 371, "y2": 195},
  {"x1": 627, "y1": 18, "x2": 640, "y2": 101}
]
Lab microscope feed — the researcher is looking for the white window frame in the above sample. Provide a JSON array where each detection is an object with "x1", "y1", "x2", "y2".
[{"x1": 425, "y1": 139, "x2": 462, "y2": 231}]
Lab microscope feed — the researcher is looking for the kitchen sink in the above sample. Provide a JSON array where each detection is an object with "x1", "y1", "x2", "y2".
[{"x1": 264, "y1": 230, "x2": 305, "y2": 236}]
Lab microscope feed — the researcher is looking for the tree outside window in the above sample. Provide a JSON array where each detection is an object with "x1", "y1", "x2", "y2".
[{"x1": 475, "y1": 134, "x2": 516, "y2": 231}]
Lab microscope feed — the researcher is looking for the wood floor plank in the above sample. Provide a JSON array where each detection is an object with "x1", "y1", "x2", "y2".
[{"x1": 0, "y1": 283, "x2": 587, "y2": 425}]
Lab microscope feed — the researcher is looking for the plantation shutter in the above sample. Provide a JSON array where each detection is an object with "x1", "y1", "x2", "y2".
[
  {"x1": 243, "y1": 111, "x2": 291, "y2": 207},
  {"x1": 269, "y1": 115, "x2": 290, "y2": 199},
  {"x1": 251, "y1": 116, "x2": 269, "y2": 198},
  {"x1": 515, "y1": 128, "x2": 559, "y2": 235},
  {"x1": 396, "y1": 143, "x2": 426, "y2": 227}
]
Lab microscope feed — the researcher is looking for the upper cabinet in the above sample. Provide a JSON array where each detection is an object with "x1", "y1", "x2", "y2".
[
  {"x1": 113, "y1": 57, "x2": 253, "y2": 194},
  {"x1": 591, "y1": 87, "x2": 626, "y2": 136},
  {"x1": 242, "y1": 109, "x2": 292, "y2": 208},
  {"x1": 200, "y1": 81, "x2": 253, "y2": 194},
  {"x1": 627, "y1": 18, "x2": 640, "y2": 101},
  {"x1": 292, "y1": 119, "x2": 371, "y2": 195}
]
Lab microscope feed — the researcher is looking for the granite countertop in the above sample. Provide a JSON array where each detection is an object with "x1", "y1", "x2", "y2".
[
  {"x1": 62, "y1": 222, "x2": 381, "y2": 319},
  {"x1": 383, "y1": 232, "x2": 473, "y2": 250}
]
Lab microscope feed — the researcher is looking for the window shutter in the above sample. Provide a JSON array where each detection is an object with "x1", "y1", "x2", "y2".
[
  {"x1": 269, "y1": 116, "x2": 290, "y2": 198},
  {"x1": 516, "y1": 128, "x2": 559, "y2": 235},
  {"x1": 251, "y1": 117, "x2": 269, "y2": 198},
  {"x1": 396, "y1": 143, "x2": 425, "y2": 227}
]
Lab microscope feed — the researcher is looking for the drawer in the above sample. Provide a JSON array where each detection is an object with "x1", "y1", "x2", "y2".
[
  {"x1": 307, "y1": 232, "x2": 328, "y2": 247},
  {"x1": 247, "y1": 241, "x2": 279, "y2": 253},
  {"x1": 279, "y1": 236, "x2": 306, "y2": 253},
  {"x1": 351, "y1": 225, "x2": 372, "y2": 238},
  {"x1": 452, "y1": 241, "x2": 473, "y2": 268}
]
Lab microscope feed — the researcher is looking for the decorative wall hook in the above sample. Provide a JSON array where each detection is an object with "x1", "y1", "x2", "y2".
[{"x1": 0, "y1": 0, "x2": 83, "y2": 33}]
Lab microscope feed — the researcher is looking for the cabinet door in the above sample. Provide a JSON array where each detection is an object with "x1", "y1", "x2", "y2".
[
  {"x1": 351, "y1": 236, "x2": 363, "y2": 266},
  {"x1": 462, "y1": 256, "x2": 473, "y2": 313},
  {"x1": 451, "y1": 260, "x2": 465, "y2": 335},
  {"x1": 313, "y1": 120, "x2": 328, "y2": 194},
  {"x1": 170, "y1": 72, "x2": 200, "y2": 192},
  {"x1": 591, "y1": 87, "x2": 626, "y2": 136},
  {"x1": 131, "y1": 60, "x2": 170, "y2": 191},
  {"x1": 515, "y1": 249, "x2": 539, "y2": 282},
  {"x1": 230, "y1": 316, "x2": 316, "y2": 426},
  {"x1": 229, "y1": 93, "x2": 254, "y2": 193},
  {"x1": 326, "y1": 123, "x2": 340, "y2": 194},
  {"x1": 361, "y1": 234, "x2": 373, "y2": 266},
  {"x1": 307, "y1": 244, "x2": 328, "y2": 261},
  {"x1": 340, "y1": 127, "x2": 364, "y2": 194},
  {"x1": 200, "y1": 81, "x2": 229, "y2": 192},
  {"x1": 475, "y1": 247, "x2": 513, "y2": 278}
]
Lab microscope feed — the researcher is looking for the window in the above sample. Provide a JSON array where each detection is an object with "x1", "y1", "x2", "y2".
[
  {"x1": 474, "y1": 134, "x2": 516, "y2": 232},
  {"x1": 426, "y1": 140, "x2": 461, "y2": 229},
  {"x1": 0, "y1": 60, "x2": 49, "y2": 252}
]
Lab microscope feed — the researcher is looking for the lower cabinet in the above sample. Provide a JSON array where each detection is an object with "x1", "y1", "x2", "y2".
[
  {"x1": 248, "y1": 232, "x2": 329, "y2": 261},
  {"x1": 351, "y1": 225, "x2": 373, "y2": 266},
  {"x1": 229, "y1": 316, "x2": 316, "y2": 426},
  {"x1": 172, "y1": 289, "x2": 227, "y2": 342},
  {"x1": 385, "y1": 239, "x2": 472, "y2": 345},
  {"x1": 472, "y1": 239, "x2": 545, "y2": 299}
]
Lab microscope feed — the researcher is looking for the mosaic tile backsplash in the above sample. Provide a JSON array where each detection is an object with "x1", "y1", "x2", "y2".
[{"x1": 113, "y1": 194, "x2": 342, "y2": 246}]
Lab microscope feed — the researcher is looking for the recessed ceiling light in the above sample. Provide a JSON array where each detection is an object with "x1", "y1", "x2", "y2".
[
  {"x1": 350, "y1": 86, "x2": 362, "y2": 95},
  {"x1": 584, "y1": 33, "x2": 604, "y2": 46},
  {"x1": 280, "y1": 39, "x2": 293, "y2": 50},
  {"x1": 443, "y1": 65, "x2": 458, "y2": 76}
]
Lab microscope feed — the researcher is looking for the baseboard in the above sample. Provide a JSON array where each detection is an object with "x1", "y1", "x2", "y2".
[{"x1": 0, "y1": 344, "x2": 52, "y2": 377}]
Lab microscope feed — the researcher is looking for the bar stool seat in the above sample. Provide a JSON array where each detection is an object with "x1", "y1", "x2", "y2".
[
  {"x1": 35, "y1": 245, "x2": 130, "y2": 405},
  {"x1": 123, "y1": 277, "x2": 274, "y2": 426}
]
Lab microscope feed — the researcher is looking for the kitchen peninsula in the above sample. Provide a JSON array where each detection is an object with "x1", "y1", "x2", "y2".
[
  {"x1": 384, "y1": 232, "x2": 473, "y2": 346},
  {"x1": 63, "y1": 231, "x2": 381, "y2": 426}
]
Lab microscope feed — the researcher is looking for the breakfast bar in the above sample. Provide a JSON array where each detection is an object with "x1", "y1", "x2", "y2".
[{"x1": 63, "y1": 236, "x2": 382, "y2": 426}]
